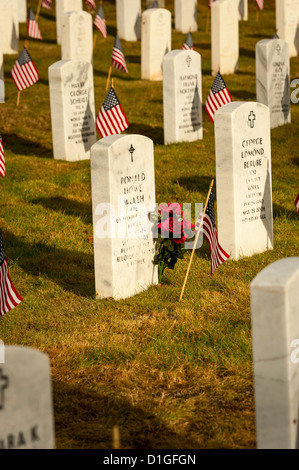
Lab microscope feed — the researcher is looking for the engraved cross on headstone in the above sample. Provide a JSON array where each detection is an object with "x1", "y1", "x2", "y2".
[
  {"x1": 129, "y1": 145, "x2": 135, "y2": 163},
  {"x1": 0, "y1": 369, "x2": 9, "y2": 410},
  {"x1": 248, "y1": 111, "x2": 256, "y2": 128},
  {"x1": 186, "y1": 55, "x2": 192, "y2": 68},
  {"x1": 276, "y1": 44, "x2": 281, "y2": 55}
]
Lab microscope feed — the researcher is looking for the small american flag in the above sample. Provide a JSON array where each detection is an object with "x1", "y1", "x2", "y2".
[
  {"x1": 11, "y1": 47, "x2": 39, "y2": 92},
  {"x1": 295, "y1": 194, "x2": 299, "y2": 214},
  {"x1": 85, "y1": 0, "x2": 96, "y2": 10},
  {"x1": 183, "y1": 32, "x2": 194, "y2": 50},
  {"x1": 255, "y1": 0, "x2": 264, "y2": 10},
  {"x1": 96, "y1": 86, "x2": 128, "y2": 138},
  {"x1": 27, "y1": 9, "x2": 42, "y2": 40},
  {"x1": 112, "y1": 35, "x2": 128, "y2": 73},
  {"x1": 196, "y1": 191, "x2": 230, "y2": 275},
  {"x1": 42, "y1": 0, "x2": 52, "y2": 9},
  {"x1": 94, "y1": 4, "x2": 107, "y2": 38},
  {"x1": 0, "y1": 231, "x2": 23, "y2": 318},
  {"x1": 205, "y1": 72, "x2": 232, "y2": 123},
  {"x1": 0, "y1": 135, "x2": 5, "y2": 178}
]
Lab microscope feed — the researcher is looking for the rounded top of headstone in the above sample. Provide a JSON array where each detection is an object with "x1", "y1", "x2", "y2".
[
  {"x1": 163, "y1": 49, "x2": 201, "y2": 62},
  {"x1": 214, "y1": 101, "x2": 270, "y2": 124},
  {"x1": 142, "y1": 7, "x2": 171, "y2": 18},
  {"x1": 91, "y1": 134, "x2": 154, "y2": 151},
  {"x1": 251, "y1": 257, "x2": 299, "y2": 290}
]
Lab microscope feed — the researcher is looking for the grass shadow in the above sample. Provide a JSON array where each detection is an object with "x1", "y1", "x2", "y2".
[
  {"x1": 4, "y1": 133, "x2": 52, "y2": 159},
  {"x1": 273, "y1": 203, "x2": 299, "y2": 221},
  {"x1": 230, "y1": 89, "x2": 256, "y2": 100},
  {"x1": 53, "y1": 379, "x2": 203, "y2": 449},
  {"x1": 125, "y1": 55, "x2": 141, "y2": 65},
  {"x1": 126, "y1": 123, "x2": 164, "y2": 145},
  {"x1": 30, "y1": 196, "x2": 92, "y2": 224},
  {"x1": 176, "y1": 175, "x2": 215, "y2": 194},
  {"x1": 239, "y1": 47, "x2": 255, "y2": 59},
  {"x1": 4, "y1": 230, "x2": 95, "y2": 298}
]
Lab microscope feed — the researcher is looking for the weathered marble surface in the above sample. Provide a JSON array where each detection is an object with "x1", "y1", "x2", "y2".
[
  {"x1": 276, "y1": 0, "x2": 299, "y2": 57},
  {"x1": 251, "y1": 258, "x2": 299, "y2": 449},
  {"x1": 48, "y1": 60, "x2": 96, "y2": 161},
  {"x1": 163, "y1": 50, "x2": 202, "y2": 144},
  {"x1": 214, "y1": 101, "x2": 273, "y2": 260},
  {"x1": 91, "y1": 134, "x2": 158, "y2": 300},
  {"x1": 116, "y1": 0, "x2": 141, "y2": 41},
  {"x1": 174, "y1": 0, "x2": 197, "y2": 33},
  {"x1": 61, "y1": 11, "x2": 93, "y2": 63},
  {"x1": 141, "y1": 8, "x2": 171, "y2": 81},
  {"x1": 0, "y1": 346, "x2": 55, "y2": 449},
  {"x1": 18, "y1": 0, "x2": 27, "y2": 23},
  {"x1": 0, "y1": 1, "x2": 19, "y2": 54},
  {"x1": 56, "y1": 0, "x2": 82, "y2": 45},
  {"x1": 256, "y1": 38, "x2": 291, "y2": 129},
  {"x1": 211, "y1": 0, "x2": 239, "y2": 75}
]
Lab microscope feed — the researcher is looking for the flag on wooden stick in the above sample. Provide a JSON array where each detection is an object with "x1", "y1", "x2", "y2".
[
  {"x1": 205, "y1": 72, "x2": 232, "y2": 123},
  {"x1": 85, "y1": 0, "x2": 96, "y2": 10},
  {"x1": 11, "y1": 47, "x2": 39, "y2": 91},
  {"x1": 28, "y1": 9, "x2": 42, "y2": 40},
  {"x1": 196, "y1": 191, "x2": 230, "y2": 274},
  {"x1": 41, "y1": 0, "x2": 52, "y2": 9},
  {"x1": 183, "y1": 32, "x2": 194, "y2": 50},
  {"x1": 0, "y1": 231, "x2": 23, "y2": 318},
  {"x1": 96, "y1": 86, "x2": 128, "y2": 138},
  {"x1": 112, "y1": 35, "x2": 128, "y2": 73},
  {"x1": 0, "y1": 135, "x2": 5, "y2": 178},
  {"x1": 94, "y1": 4, "x2": 107, "y2": 38},
  {"x1": 255, "y1": 0, "x2": 264, "y2": 10}
]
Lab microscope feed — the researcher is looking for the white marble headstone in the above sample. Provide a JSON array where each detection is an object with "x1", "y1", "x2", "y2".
[
  {"x1": 0, "y1": 1, "x2": 19, "y2": 55},
  {"x1": 146, "y1": 0, "x2": 165, "y2": 7},
  {"x1": 214, "y1": 102, "x2": 273, "y2": 260},
  {"x1": 174, "y1": 0, "x2": 197, "y2": 34},
  {"x1": 18, "y1": 0, "x2": 27, "y2": 23},
  {"x1": 56, "y1": 0, "x2": 82, "y2": 45},
  {"x1": 48, "y1": 59, "x2": 96, "y2": 161},
  {"x1": 163, "y1": 50, "x2": 202, "y2": 145},
  {"x1": 251, "y1": 258, "x2": 299, "y2": 449},
  {"x1": 0, "y1": 48, "x2": 3, "y2": 81},
  {"x1": 256, "y1": 38, "x2": 291, "y2": 129},
  {"x1": 211, "y1": 0, "x2": 239, "y2": 75},
  {"x1": 0, "y1": 80, "x2": 4, "y2": 103},
  {"x1": 237, "y1": 0, "x2": 248, "y2": 21},
  {"x1": 116, "y1": 0, "x2": 141, "y2": 41},
  {"x1": 0, "y1": 346, "x2": 55, "y2": 449},
  {"x1": 61, "y1": 11, "x2": 93, "y2": 63},
  {"x1": 141, "y1": 8, "x2": 172, "y2": 81},
  {"x1": 276, "y1": 0, "x2": 299, "y2": 57},
  {"x1": 91, "y1": 134, "x2": 158, "y2": 300}
]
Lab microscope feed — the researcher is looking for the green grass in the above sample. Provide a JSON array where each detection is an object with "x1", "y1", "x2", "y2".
[{"x1": 0, "y1": 0, "x2": 298, "y2": 449}]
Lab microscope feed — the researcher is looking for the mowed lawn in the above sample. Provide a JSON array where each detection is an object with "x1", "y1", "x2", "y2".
[{"x1": 0, "y1": 0, "x2": 298, "y2": 449}]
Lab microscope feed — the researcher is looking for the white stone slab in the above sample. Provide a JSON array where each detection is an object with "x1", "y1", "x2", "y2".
[
  {"x1": 251, "y1": 258, "x2": 299, "y2": 449},
  {"x1": 211, "y1": 0, "x2": 239, "y2": 75},
  {"x1": 0, "y1": 48, "x2": 3, "y2": 81},
  {"x1": 48, "y1": 59, "x2": 96, "y2": 161},
  {"x1": 141, "y1": 8, "x2": 171, "y2": 81},
  {"x1": 56, "y1": 0, "x2": 82, "y2": 45},
  {"x1": 91, "y1": 134, "x2": 158, "y2": 300},
  {"x1": 276, "y1": 0, "x2": 299, "y2": 57},
  {"x1": 214, "y1": 101, "x2": 273, "y2": 260},
  {"x1": 18, "y1": 0, "x2": 27, "y2": 23},
  {"x1": 0, "y1": 1, "x2": 19, "y2": 55},
  {"x1": 0, "y1": 80, "x2": 5, "y2": 103},
  {"x1": 0, "y1": 346, "x2": 55, "y2": 449},
  {"x1": 256, "y1": 38, "x2": 291, "y2": 129},
  {"x1": 163, "y1": 49, "x2": 202, "y2": 145},
  {"x1": 174, "y1": 0, "x2": 197, "y2": 34},
  {"x1": 237, "y1": 0, "x2": 248, "y2": 20},
  {"x1": 146, "y1": 0, "x2": 165, "y2": 7},
  {"x1": 61, "y1": 11, "x2": 93, "y2": 63},
  {"x1": 116, "y1": 0, "x2": 141, "y2": 41}
]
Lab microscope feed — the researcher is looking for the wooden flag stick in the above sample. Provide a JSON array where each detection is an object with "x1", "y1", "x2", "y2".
[
  {"x1": 93, "y1": 32, "x2": 97, "y2": 51},
  {"x1": 106, "y1": 64, "x2": 112, "y2": 91},
  {"x1": 36, "y1": 0, "x2": 42, "y2": 21},
  {"x1": 16, "y1": 91, "x2": 21, "y2": 107},
  {"x1": 179, "y1": 179, "x2": 214, "y2": 302}
]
